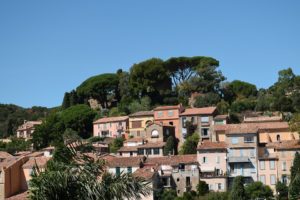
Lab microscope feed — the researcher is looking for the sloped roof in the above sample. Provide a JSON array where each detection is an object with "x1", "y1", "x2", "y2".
[
  {"x1": 244, "y1": 115, "x2": 282, "y2": 123},
  {"x1": 17, "y1": 121, "x2": 42, "y2": 131},
  {"x1": 137, "y1": 142, "x2": 166, "y2": 149},
  {"x1": 133, "y1": 167, "x2": 156, "y2": 180},
  {"x1": 154, "y1": 105, "x2": 182, "y2": 111},
  {"x1": 180, "y1": 107, "x2": 217, "y2": 116},
  {"x1": 103, "y1": 156, "x2": 144, "y2": 167},
  {"x1": 22, "y1": 156, "x2": 51, "y2": 169},
  {"x1": 125, "y1": 137, "x2": 146, "y2": 143},
  {"x1": 118, "y1": 146, "x2": 138, "y2": 152},
  {"x1": 266, "y1": 140, "x2": 300, "y2": 150},
  {"x1": 145, "y1": 154, "x2": 198, "y2": 166},
  {"x1": 129, "y1": 111, "x2": 154, "y2": 117},
  {"x1": 197, "y1": 141, "x2": 227, "y2": 150},
  {"x1": 93, "y1": 116, "x2": 129, "y2": 124},
  {"x1": 214, "y1": 115, "x2": 228, "y2": 120},
  {"x1": 0, "y1": 151, "x2": 12, "y2": 159}
]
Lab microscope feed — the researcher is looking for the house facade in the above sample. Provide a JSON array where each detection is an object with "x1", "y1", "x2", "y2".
[
  {"x1": 197, "y1": 141, "x2": 227, "y2": 192},
  {"x1": 179, "y1": 107, "x2": 217, "y2": 142},
  {"x1": 93, "y1": 116, "x2": 129, "y2": 138},
  {"x1": 16, "y1": 120, "x2": 42, "y2": 139},
  {"x1": 129, "y1": 111, "x2": 154, "y2": 138},
  {"x1": 153, "y1": 105, "x2": 184, "y2": 141}
]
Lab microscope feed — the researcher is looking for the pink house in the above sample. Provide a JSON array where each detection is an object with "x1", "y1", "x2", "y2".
[
  {"x1": 93, "y1": 116, "x2": 129, "y2": 138},
  {"x1": 197, "y1": 141, "x2": 227, "y2": 192},
  {"x1": 16, "y1": 120, "x2": 42, "y2": 139}
]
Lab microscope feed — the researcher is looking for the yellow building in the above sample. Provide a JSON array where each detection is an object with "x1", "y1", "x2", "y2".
[{"x1": 129, "y1": 111, "x2": 154, "y2": 138}]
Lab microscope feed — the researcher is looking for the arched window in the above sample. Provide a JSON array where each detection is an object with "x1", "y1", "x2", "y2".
[{"x1": 277, "y1": 134, "x2": 281, "y2": 142}]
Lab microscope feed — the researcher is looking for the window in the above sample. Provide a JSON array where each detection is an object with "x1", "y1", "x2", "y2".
[
  {"x1": 116, "y1": 167, "x2": 121, "y2": 176},
  {"x1": 191, "y1": 117, "x2": 195, "y2": 124},
  {"x1": 270, "y1": 160, "x2": 275, "y2": 170},
  {"x1": 182, "y1": 117, "x2": 187, "y2": 128},
  {"x1": 250, "y1": 149, "x2": 256, "y2": 157},
  {"x1": 119, "y1": 152, "x2": 122, "y2": 156},
  {"x1": 244, "y1": 136, "x2": 254, "y2": 143},
  {"x1": 153, "y1": 148, "x2": 160, "y2": 155},
  {"x1": 202, "y1": 157, "x2": 207, "y2": 164},
  {"x1": 169, "y1": 122, "x2": 173, "y2": 125},
  {"x1": 231, "y1": 137, "x2": 238, "y2": 144},
  {"x1": 146, "y1": 148, "x2": 152, "y2": 155},
  {"x1": 201, "y1": 116, "x2": 209, "y2": 123},
  {"x1": 162, "y1": 177, "x2": 170, "y2": 187},
  {"x1": 282, "y1": 175, "x2": 288, "y2": 185},
  {"x1": 151, "y1": 129, "x2": 159, "y2": 138},
  {"x1": 186, "y1": 177, "x2": 191, "y2": 187},
  {"x1": 130, "y1": 152, "x2": 133, "y2": 157},
  {"x1": 138, "y1": 148, "x2": 144, "y2": 155},
  {"x1": 137, "y1": 131, "x2": 140, "y2": 137},
  {"x1": 277, "y1": 134, "x2": 281, "y2": 142},
  {"x1": 157, "y1": 111, "x2": 163, "y2": 118},
  {"x1": 216, "y1": 156, "x2": 220, "y2": 164},
  {"x1": 201, "y1": 128, "x2": 209, "y2": 137},
  {"x1": 270, "y1": 175, "x2": 276, "y2": 185},
  {"x1": 168, "y1": 110, "x2": 174, "y2": 117},
  {"x1": 240, "y1": 149, "x2": 244, "y2": 157},
  {"x1": 132, "y1": 121, "x2": 142, "y2": 128},
  {"x1": 127, "y1": 167, "x2": 132, "y2": 174},
  {"x1": 218, "y1": 183, "x2": 222, "y2": 190},
  {"x1": 260, "y1": 175, "x2": 266, "y2": 184},
  {"x1": 179, "y1": 163, "x2": 185, "y2": 171},
  {"x1": 282, "y1": 161, "x2": 287, "y2": 171},
  {"x1": 260, "y1": 161, "x2": 265, "y2": 170}
]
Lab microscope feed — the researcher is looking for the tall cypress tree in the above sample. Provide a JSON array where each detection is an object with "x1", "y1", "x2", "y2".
[
  {"x1": 229, "y1": 176, "x2": 246, "y2": 200},
  {"x1": 289, "y1": 172, "x2": 300, "y2": 200},
  {"x1": 163, "y1": 136, "x2": 176, "y2": 156},
  {"x1": 291, "y1": 152, "x2": 300, "y2": 182}
]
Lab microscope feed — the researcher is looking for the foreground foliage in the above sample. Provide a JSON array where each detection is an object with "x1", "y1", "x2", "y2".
[{"x1": 29, "y1": 145, "x2": 150, "y2": 200}]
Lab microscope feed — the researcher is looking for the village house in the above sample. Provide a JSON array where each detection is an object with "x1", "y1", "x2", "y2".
[
  {"x1": 225, "y1": 124, "x2": 259, "y2": 186},
  {"x1": 93, "y1": 116, "x2": 129, "y2": 138},
  {"x1": 16, "y1": 120, "x2": 42, "y2": 139},
  {"x1": 137, "y1": 142, "x2": 166, "y2": 157},
  {"x1": 118, "y1": 137, "x2": 146, "y2": 157},
  {"x1": 153, "y1": 104, "x2": 184, "y2": 142},
  {"x1": 197, "y1": 141, "x2": 227, "y2": 192},
  {"x1": 179, "y1": 107, "x2": 217, "y2": 142},
  {"x1": 129, "y1": 111, "x2": 154, "y2": 138},
  {"x1": 145, "y1": 155, "x2": 199, "y2": 196}
]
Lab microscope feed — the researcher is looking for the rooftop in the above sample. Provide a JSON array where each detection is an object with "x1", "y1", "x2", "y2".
[
  {"x1": 133, "y1": 167, "x2": 156, "y2": 180},
  {"x1": 125, "y1": 137, "x2": 146, "y2": 143},
  {"x1": 145, "y1": 154, "x2": 198, "y2": 166},
  {"x1": 266, "y1": 140, "x2": 300, "y2": 150},
  {"x1": 17, "y1": 120, "x2": 42, "y2": 131},
  {"x1": 103, "y1": 155, "x2": 144, "y2": 167},
  {"x1": 197, "y1": 141, "x2": 227, "y2": 150},
  {"x1": 0, "y1": 151, "x2": 12, "y2": 159},
  {"x1": 137, "y1": 142, "x2": 166, "y2": 149},
  {"x1": 118, "y1": 146, "x2": 138, "y2": 152},
  {"x1": 214, "y1": 114, "x2": 228, "y2": 120},
  {"x1": 244, "y1": 115, "x2": 282, "y2": 123},
  {"x1": 93, "y1": 116, "x2": 129, "y2": 124},
  {"x1": 22, "y1": 156, "x2": 51, "y2": 169},
  {"x1": 180, "y1": 107, "x2": 217, "y2": 116},
  {"x1": 129, "y1": 111, "x2": 154, "y2": 117},
  {"x1": 154, "y1": 104, "x2": 182, "y2": 111}
]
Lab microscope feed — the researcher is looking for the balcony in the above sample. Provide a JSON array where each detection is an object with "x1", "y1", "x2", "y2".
[
  {"x1": 228, "y1": 156, "x2": 250, "y2": 163},
  {"x1": 117, "y1": 125, "x2": 124, "y2": 131},
  {"x1": 229, "y1": 169, "x2": 256, "y2": 177}
]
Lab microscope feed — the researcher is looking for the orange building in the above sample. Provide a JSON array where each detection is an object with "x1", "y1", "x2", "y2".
[{"x1": 153, "y1": 104, "x2": 184, "y2": 141}]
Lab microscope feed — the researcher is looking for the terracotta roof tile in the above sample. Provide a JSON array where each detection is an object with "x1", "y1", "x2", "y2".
[
  {"x1": 133, "y1": 167, "x2": 156, "y2": 180},
  {"x1": 145, "y1": 154, "x2": 198, "y2": 166},
  {"x1": 214, "y1": 115, "x2": 228, "y2": 120},
  {"x1": 22, "y1": 156, "x2": 51, "y2": 169},
  {"x1": 0, "y1": 151, "x2": 12, "y2": 159},
  {"x1": 137, "y1": 142, "x2": 166, "y2": 149},
  {"x1": 103, "y1": 156, "x2": 144, "y2": 167},
  {"x1": 129, "y1": 111, "x2": 154, "y2": 117},
  {"x1": 93, "y1": 116, "x2": 129, "y2": 124},
  {"x1": 266, "y1": 140, "x2": 300, "y2": 150},
  {"x1": 17, "y1": 121, "x2": 42, "y2": 131},
  {"x1": 154, "y1": 105, "x2": 182, "y2": 111},
  {"x1": 118, "y1": 146, "x2": 138, "y2": 152},
  {"x1": 180, "y1": 107, "x2": 217, "y2": 116},
  {"x1": 244, "y1": 115, "x2": 282, "y2": 123},
  {"x1": 197, "y1": 141, "x2": 227, "y2": 150},
  {"x1": 5, "y1": 191, "x2": 28, "y2": 200}
]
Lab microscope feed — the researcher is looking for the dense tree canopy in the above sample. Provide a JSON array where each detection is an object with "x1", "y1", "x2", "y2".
[{"x1": 76, "y1": 73, "x2": 119, "y2": 108}]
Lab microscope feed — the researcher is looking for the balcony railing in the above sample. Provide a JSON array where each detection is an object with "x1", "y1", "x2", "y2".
[{"x1": 228, "y1": 156, "x2": 250, "y2": 163}]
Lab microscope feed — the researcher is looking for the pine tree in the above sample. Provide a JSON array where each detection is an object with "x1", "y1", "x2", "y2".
[
  {"x1": 229, "y1": 176, "x2": 246, "y2": 200},
  {"x1": 62, "y1": 92, "x2": 71, "y2": 109},
  {"x1": 289, "y1": 172, "x2": 300, "y2": 200}
]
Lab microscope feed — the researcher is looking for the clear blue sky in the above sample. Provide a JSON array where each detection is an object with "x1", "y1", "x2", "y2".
[{"x1": 0, "y1": 1, "x2": 299, "y2": 108}]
